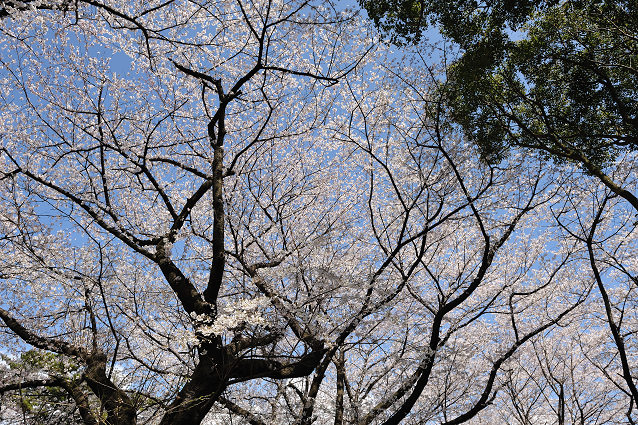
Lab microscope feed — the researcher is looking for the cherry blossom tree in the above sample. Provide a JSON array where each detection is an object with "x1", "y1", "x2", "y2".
[
  {"x1": 550, "y1": 166, "x2": 638, "y2": 424},
  {"x1": 0, "y1": 1, "x2": 626, "y2": 424}
]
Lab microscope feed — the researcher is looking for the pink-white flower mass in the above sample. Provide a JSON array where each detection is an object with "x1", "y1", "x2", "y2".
[{"x1": 0, "y1": 1, "x2": 637, "y2": 424}]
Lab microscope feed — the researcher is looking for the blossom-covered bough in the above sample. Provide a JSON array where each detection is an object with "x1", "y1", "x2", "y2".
[{"x1": 0, "y1": 0, "x2": 633, "y2": 424}]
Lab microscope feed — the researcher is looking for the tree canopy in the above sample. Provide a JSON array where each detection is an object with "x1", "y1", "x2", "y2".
[
  {"x1": 0, "y1": 1, "x2": 637, "y2": 424},
  {"x1": 362, "y1": 0, "x2": 638, "y2": 204}
]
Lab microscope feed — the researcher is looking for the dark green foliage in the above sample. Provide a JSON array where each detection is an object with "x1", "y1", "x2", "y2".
[
  {"x1": 5, "y1": 350, "x2": 80, "y2": 375},
  {"x1": 362, "y1": 0, "x2": 638, "y2": 169},
  {"x1": 2, "y1": 350, "x2": 83, "y2": 425},
  {"x1": 359, "y1": 0, "x2": 547, "y2": 46}
]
